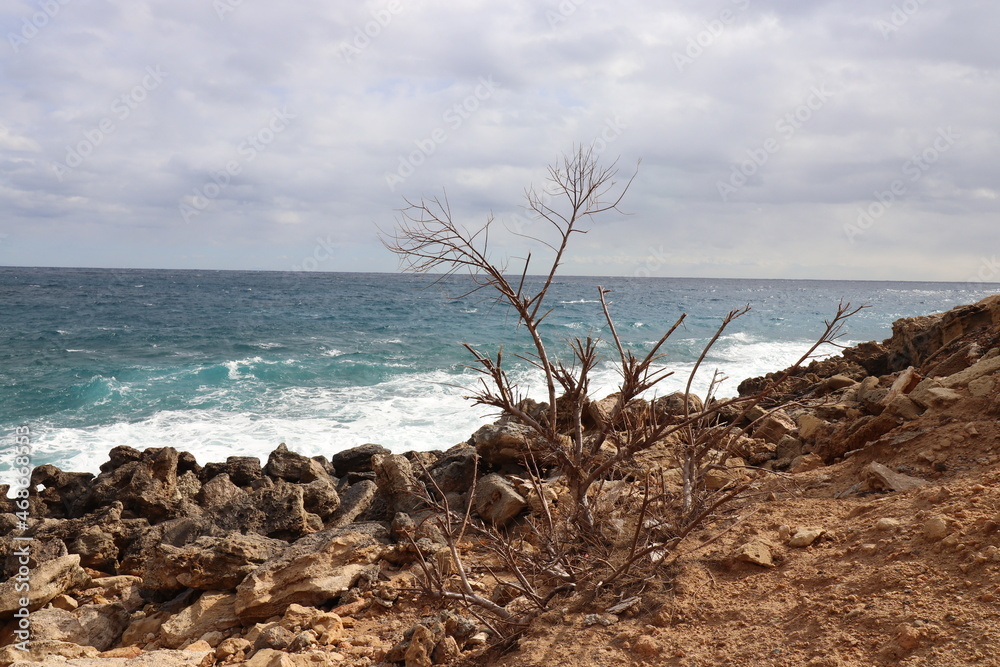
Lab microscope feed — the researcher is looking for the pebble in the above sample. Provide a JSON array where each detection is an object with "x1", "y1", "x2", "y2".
[
  {"x1": 923, "y1": 516, "x2": 950, "y2": 541},
  {"x1": 789, "y1": 527, "x2": 825, "y2": 547},
  {"x1": 875, "y1": 518, "x2": 901, "y2": 531}
]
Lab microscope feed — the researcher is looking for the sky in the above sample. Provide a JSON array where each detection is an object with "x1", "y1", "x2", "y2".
[{"x1": 1, "y1": 0, "x2": 998, "y2": 281}]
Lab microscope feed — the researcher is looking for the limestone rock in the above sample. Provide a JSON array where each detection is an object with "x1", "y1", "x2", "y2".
[
  {"x1": 796, "y1": 414, "x2": 829, "y2": 443},
  {"x1": 200, "y1": 456, "x2": 263, "y2": 487},
  {"x1": 470, "y1": 421, "x2": 535, "y2": 465},
  {"x1": 862, "y1": 463, "x2": 928, "y2": 493},
  {"x1": 329, "y1": 443, "x2": 391, "y2": 477},
  {"x1": 160, "y1": 592, "x2": 240, "y2": 649},
  {"x1": 372, "y1": 453, "x2": 424, "y2": 515},
  {"x1": 735, "y1": 540, "x2": 774, "y2": 567},
  {"x1": 142, "y1": 531, "x2": 288, "y2": 591},
  {"x1": 215, "y1": 480, "x2": 316, "y2": 538},
  {"x1": 0, "y1": 639, "x2": 99, "y2": 665},
  {"x1": 328, "y1": 480, "x2": 377, "y2": 528},
  {"x1": 235, "y1": 529, "x2": 386, "y2": 623},
  {"x1": 265, "y1": 443, "x2": 330, "y2": 484},
  {"x1": 197, "y1": 473, "x2": 247, "y2": 508},
  {"x1": 74, "y1": 602, "x2": 130, "y2": 651},
  {"x1": 474, "y1": 474, "x2": 527, "y2": 526},
  {"x1": 938, "y1": 352, "x2": 1000, "y2": 388},
  {"x1": 0, "y1": 554, "x2": 90, "y2": 619},
  {"x1": 909, "y1": 378, "x2": 963, "y2": 410},
  {"x1": 753, "y1": 411, "x2": 796, "y2": 445},
  {"x1": 427, "y1": 445, "x2": 478, "y2": 494},
  {"x1": 788, "y1": 527, "x2": 824, "y2": 547},
  {"x1": 923, "y1": 516, "x2": 950, "y2": 541}
]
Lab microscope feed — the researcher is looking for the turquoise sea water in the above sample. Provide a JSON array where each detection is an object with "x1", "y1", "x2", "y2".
[{"x1": 2, "y1": 267, "x2": 998, "y2": 482}]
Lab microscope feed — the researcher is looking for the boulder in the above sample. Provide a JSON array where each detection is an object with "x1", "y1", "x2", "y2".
[
  {"x1": 301, "y1": 478, "x2": 340, "y2": 519},
  {"x1": 73, "y1": 602, "x2": 130, "y2": 651},
  {"x1": 197, "y1": 473, "x2": 247, "y2": 508},
  {"x1": 29, "y1": 465, "x2": 96, "y2": 519},
  {"x1": 82, "y1": 447, "x2": 193, "y2": 523},
  {"x1": 235, "y1": 529, "x2": 387, "y2": 623},
  {"x1": 862, "y1": 463, "x2": 929, "y2": 493},
  {"x1": 200, "y1": 456, "x2": 263, "y2": 487},
  {"x1": 264, "y1": 444, "x2": 330, "y2": 483},
  {"x1": 329, "y1": 443, "x2": 390, "y2": 477},
  {"x1": 427, "y1": 445, "x2": 478, "y2": 494},
  {"x1": 753, "y1": 411, "x2": 797, "y2": 445},
  {"x1": 141, "y1": 531, "x2": 288, "y2": 591},
  {"x1": 372, "y1": 454, "x2": 424, "y2": 516},
  {"x1": 327, "y1": 480, "x2": 377, "y2": 529},
  {"x1": 473, "y1": 474, "x2": 527, "y2": 526},
  {"x1": 653, "y1": 392, "x2": 704, "y2": 417},
  {"x1": 0, "y1": 554, "x2": 90, "y2": 619},
  {"x1": 470, "y1": 421, "x2": 535, "y2": 465},
  {"x1": 160, "y1": 592, "x2": 241, "y2": 649},
  {"x1": 215, "y1": 480, "x2": 319, "y2": 539}
]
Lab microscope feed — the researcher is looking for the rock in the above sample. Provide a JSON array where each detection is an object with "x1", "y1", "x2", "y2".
[
  {"x1": 51, "y1": 593, "x2": 79, "y2": 611},
  {"x1": 197, "y1": 473, "x2": 247, "y2": 508},
  {"x1": 470, "y1": 421, "x2": 535, "y2": 465},
  {"x1": 735, "y1": 540, "x2": 774, "y2": 567},
  {"x1": 404, "y1": 623, "x2": 438, "y2": 667},
  {"x1": 875, "y1": 518, "x2": 901, "y2": 531},
  {"x1": 474, "y1": 474, "x2": 527, "y2": 526},
  {"x1": 215, "y1": 637, "x2": 252, "y2": 662},
  {"x1": 329, "y1": 444, "x2": 391, "y2": 477},
  {"x1": 120, "y1": 610, "x2": 171, "y2": 646},
  {"x1": 788, "y1": 454, "x2": 824, "y2": 474},
  {"x1": 815, "y1": 413, "x2": 899, "y2": 462},
  {"x1": 235, "y1": 529, "x2": 386, "y2": 623},
  {"x1": 245, "y1": 648, "x2": 296, "y2": 667},
  {"x1": 968, "y1": 375, "x2": 995, "y2": 397},
  {"x1": 939, "y1": 353, "x2": 1000, "y2": 388},
  {"x1": 774, "y1": 435, "x2": 802, "y2": 461},
  {"x1": 216, "y1": 480, "x2": 317, "y2": 539},
  {"x1": 82, "y1": 447, "x2": 192, "y2": 523},
  {"x1": 29, "y1": 465, "x2": 96, "y2": 519},
  {"x1": 372, "y1": 454, "x2": 424, "y2": 515},
  {"x1": 0, "y1": 646, "x2": 213, "y2": 666},
  {"x1": 253, "y1": 624, "x2": 295, "y2": 651},
  {"x1": 796, "y1": 414, "x2": 829, "y2": 443},
  {"x1": 23, "y1": 607, "x2": 87, "y2": 644},
  {"x1": 118, "y1": 517, "x2": 223, "y2": 583},
  {"x1": 908, "y1": 378, "x2": 963, "y2": 410},
  {"x1": 160, "y1": 592, "x2": 240, "y2": 649},
  {"x1": 884, "y1": 395, "x2": 922, "y2": 420},
  {"x1": 0, "y1": 639, "x2": 100, "y2": 665},
  {"x1": 0, "y1": 554, "x2": 90, "y2": 619},
  {"x1": 822, "y1": 374, "x2": 857, "y2": 392},
  {"x1": 328, "y1": 480, "x2": 377, "y2": 528},
  {"x1": 73, "y1": 602, "x2": 130, "y2": 651},
  {"x1": 427, "y1": 445, "x2": 478, "y2": 494},
  {"x1": 301, "y1": 477, "x2": 341, "y2": 520},
  {"x1": 265, "y1": 443, "x2": 330, "y2": 483},
  {"x1": 201, "y1": 456, "x2": 263, "y2": 487},
  {"x1": 753, "y1": 411, "x2": 797, "y2": 445},
  {"x1": 788, "y1": 527, "x2": 824, "y2": 547},
  {"x1": 142, "y1": 531, "x2": 288, "y2": 591},
  {"x1": 653, "y1": 392, "x2": 704, "y2": 417},
  {"x1": 862, "y1": 463, "x2": 929, "y2": 493},
  {"x1": 433, "y1": 634, "x2": 461, "y2": 663},
  {"x1": 923, "y1": 516, "x2": 950, "y2": 541}
]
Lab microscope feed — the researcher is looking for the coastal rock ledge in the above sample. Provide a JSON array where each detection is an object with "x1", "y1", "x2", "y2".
[{"x1": 2, "y1": 293, "x2": 1000, "y2": 666}]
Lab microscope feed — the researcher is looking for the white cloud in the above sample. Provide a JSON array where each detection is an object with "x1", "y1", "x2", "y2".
[{"x1": 0, "y1": 0, "x2": 997, "y2": 279}]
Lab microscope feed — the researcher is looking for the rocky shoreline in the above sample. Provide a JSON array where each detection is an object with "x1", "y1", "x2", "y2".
[{"x1": 2, "y1": 294, "x2": 1000, "y2": 666}]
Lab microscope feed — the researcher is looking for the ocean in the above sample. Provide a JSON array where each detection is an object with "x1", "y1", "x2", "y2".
[{"x1": 2, "y1": 267, "x2": 998, "y2": 485}]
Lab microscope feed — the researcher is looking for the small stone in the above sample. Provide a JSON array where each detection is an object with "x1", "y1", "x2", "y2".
[
  {"x1": 789, "y1": 527, "x2": 824, "y2": 547},
  {"x1": 50, "y1": 594, "x2": 79, "y2": 611},
  {"x1": 735, "y1": 540, "x2": 774, "y2": 567},
  {"x1": 875, "y1": 518, "x2": 901, "y2": 531},
  {"x1": 789, "y1": 454, "x2": 824, "y2": 474},
  {"x1": 923, "y1": 516, "x2": 950, "y2": 541},
  {"x1": 633, "y1": 635, "x2": 661, "y2": 658}
]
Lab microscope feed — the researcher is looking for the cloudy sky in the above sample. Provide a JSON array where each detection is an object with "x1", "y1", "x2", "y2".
[{"x1": 1, "y1": 0, "x2": 998, "y2": 281}]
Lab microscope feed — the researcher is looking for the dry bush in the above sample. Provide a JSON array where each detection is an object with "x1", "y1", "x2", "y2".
[{"x1": 382, "y1": 146, "x2": 860, "y2": 641}]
